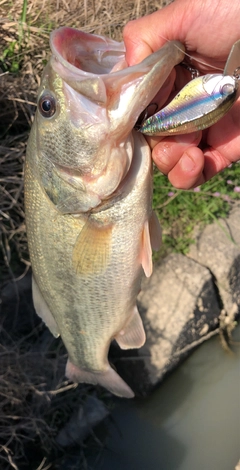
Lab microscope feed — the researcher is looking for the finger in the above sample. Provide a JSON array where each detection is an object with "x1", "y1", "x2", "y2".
[
  {"x1": 202, "y1": 148, "x2": 233, "y2": 182},
  {"x1": 150, "y1": 131, "x2": 201, "y2": 173},
  {"x1": 123, "y1": 2, "x2": 188, "y2": 65},
  {"x1": 202, "y1": 100, "x2": 240, "y2": 181},
  {"x1": 123, "y1": 20, "x2": 154, "y2": 65},
  {"x1": 168, "y1": 146, "x2": 205, "y2": 189}
]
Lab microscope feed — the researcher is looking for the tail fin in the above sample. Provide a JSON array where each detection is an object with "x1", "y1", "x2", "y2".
[{"x1": 66, "y1": 359, "x2": 134, "y2": 399}]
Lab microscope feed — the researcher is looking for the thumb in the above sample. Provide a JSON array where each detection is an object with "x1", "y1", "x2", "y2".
[{"x1": 123, "y1": 1, "x2": 188, "y2": 65}]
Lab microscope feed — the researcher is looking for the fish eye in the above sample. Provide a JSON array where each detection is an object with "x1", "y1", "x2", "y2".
[
  {"x1": 38, "y1": 92, "x2": 57, "y2": 118},
  {"x1": 220, "y1": 83, "x2": 235, "y2": 96}
]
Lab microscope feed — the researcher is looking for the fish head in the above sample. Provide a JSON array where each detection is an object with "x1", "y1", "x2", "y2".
[{"x1": 32, "y1": 27, "x2": 185, "y2": 213}]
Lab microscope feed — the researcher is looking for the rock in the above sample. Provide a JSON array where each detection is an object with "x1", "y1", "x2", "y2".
[
  {"x1": 112, "y1": 253, "x2": 220, "y2": 397},
  {"x1": 188, "y1": 205, "x2": 240, "y2": 321}
]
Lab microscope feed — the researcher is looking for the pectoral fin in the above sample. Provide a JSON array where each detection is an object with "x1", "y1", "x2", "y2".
[
  {"x1": 72, "y1": 219, "x2": 113, "y2": 275},
  {"x1": 141, "y1": 220, "x2": 153, "y2": 277},
  {"x1": 115, "y1": 306, "x2": 146, "y2": 349},
  {"x1": 32, "y1": 276, "x2": 60, "y2": 338}
]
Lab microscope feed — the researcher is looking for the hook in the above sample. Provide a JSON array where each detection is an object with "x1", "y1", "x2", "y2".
[{"x1": 135, "y1": 102, "x2": 158, "y2": 130}]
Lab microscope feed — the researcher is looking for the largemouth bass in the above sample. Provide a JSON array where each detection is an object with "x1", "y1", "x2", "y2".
[{"x1": 25, "y1": 28, "x2": 184, "y2": 398}]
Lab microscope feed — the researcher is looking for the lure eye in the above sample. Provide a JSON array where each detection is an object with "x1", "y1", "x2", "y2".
[
  {"x1": 220, "y1": 83, "x2": 235, "y2": 96},
  {"x1": 38, "y1": 92, "x2": 57, "y2": 118}
]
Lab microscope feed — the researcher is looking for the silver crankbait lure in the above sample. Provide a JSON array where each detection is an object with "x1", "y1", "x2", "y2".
[{"x1": 140, "y1": 40, "x2": 240, "y2": 136}]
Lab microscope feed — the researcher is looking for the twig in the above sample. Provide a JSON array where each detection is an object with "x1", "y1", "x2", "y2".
[{"x1": 172, "y1": 328, "x2": 220, "y2": 357}]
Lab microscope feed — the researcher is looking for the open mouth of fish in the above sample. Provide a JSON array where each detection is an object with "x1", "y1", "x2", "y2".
[{"x1": 50, "y1": 26, "x2": 185, "y2": 128}]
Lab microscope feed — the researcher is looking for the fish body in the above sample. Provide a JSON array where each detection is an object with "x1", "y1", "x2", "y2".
[
  {"x1": 140, "y1": 73, "x2": 238, "y2": 136},
  {"x1": 25, "y1": 27, "x2": 185, "y2": 398}
]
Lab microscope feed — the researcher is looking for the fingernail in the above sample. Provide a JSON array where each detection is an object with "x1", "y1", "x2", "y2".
[{"x1": 179, "y1": 152, "x2": 196, "y2": 172}]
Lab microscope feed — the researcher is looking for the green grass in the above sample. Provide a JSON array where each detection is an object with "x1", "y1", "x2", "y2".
[
  {"x1": 0, "y1": 0, "x2": 28, "y2": 73},
  {"x1": 153, "y1": 163, "x2": 240, "y2": 258}
]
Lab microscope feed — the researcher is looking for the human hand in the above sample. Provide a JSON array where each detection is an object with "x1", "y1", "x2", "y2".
[{"x1": 123, "y1": 0, "x2": 240, "y2": 189}]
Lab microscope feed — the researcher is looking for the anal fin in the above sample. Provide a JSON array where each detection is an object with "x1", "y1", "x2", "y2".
[
  {"x1": 32, "y1": 276, "x2": 60, "y2": 338},
  {"x1": 66, "y1": 360, "x2": 134, "y2": 398},
  {"x1": 115, "y1": 306, "x2": 146, "y2": 350}
]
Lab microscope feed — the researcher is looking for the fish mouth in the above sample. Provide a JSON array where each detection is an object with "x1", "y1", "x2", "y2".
[
  {"x1": 50, "y1": 27, "x2": 185, "y2": 128},
  {"x1": 50, "y1": 27, "x2": 127, "y2": 105},
  {"x1": 51, "y1": 27, "x2": 157, "y2": 132}
]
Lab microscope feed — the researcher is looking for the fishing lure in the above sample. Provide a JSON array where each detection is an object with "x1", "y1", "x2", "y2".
[{"x1": 139, "y1": 40, "x2": 240, "y2": 136}]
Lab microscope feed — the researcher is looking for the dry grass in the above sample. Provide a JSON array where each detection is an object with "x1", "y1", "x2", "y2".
[
  {"x1": 0, "y1": 133, "x2": 29, "y2": 282},
  {"x1": 0, "y1": 0, "x2": 168, "y2": 468},
  {"x1": 0, "y1": 328, "x2": 93, "y2": 469},
  {"x1": 0, "y1": 338, "x2": 63, "y2": 468}
]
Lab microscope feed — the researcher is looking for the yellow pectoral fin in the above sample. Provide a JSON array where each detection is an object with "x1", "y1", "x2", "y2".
[{"x1": 72, "y1": 219, "x2": 113, "y2": 275}]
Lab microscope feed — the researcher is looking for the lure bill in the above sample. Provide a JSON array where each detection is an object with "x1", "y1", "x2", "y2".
[
  {"x1": 224, "y1": 39, "x2": 240, "y2": 76},
  {"x1": 140, "y1": 73, "x2": 238, "y2": 136}
]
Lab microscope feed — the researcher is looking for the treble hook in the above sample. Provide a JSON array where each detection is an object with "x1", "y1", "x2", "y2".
[
  {"x1": 233, "y1": 66, "x2": 240, "y2": 80},
  {"x1": 180, "y1": 61, "x2": 200, "y2": 80}
]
